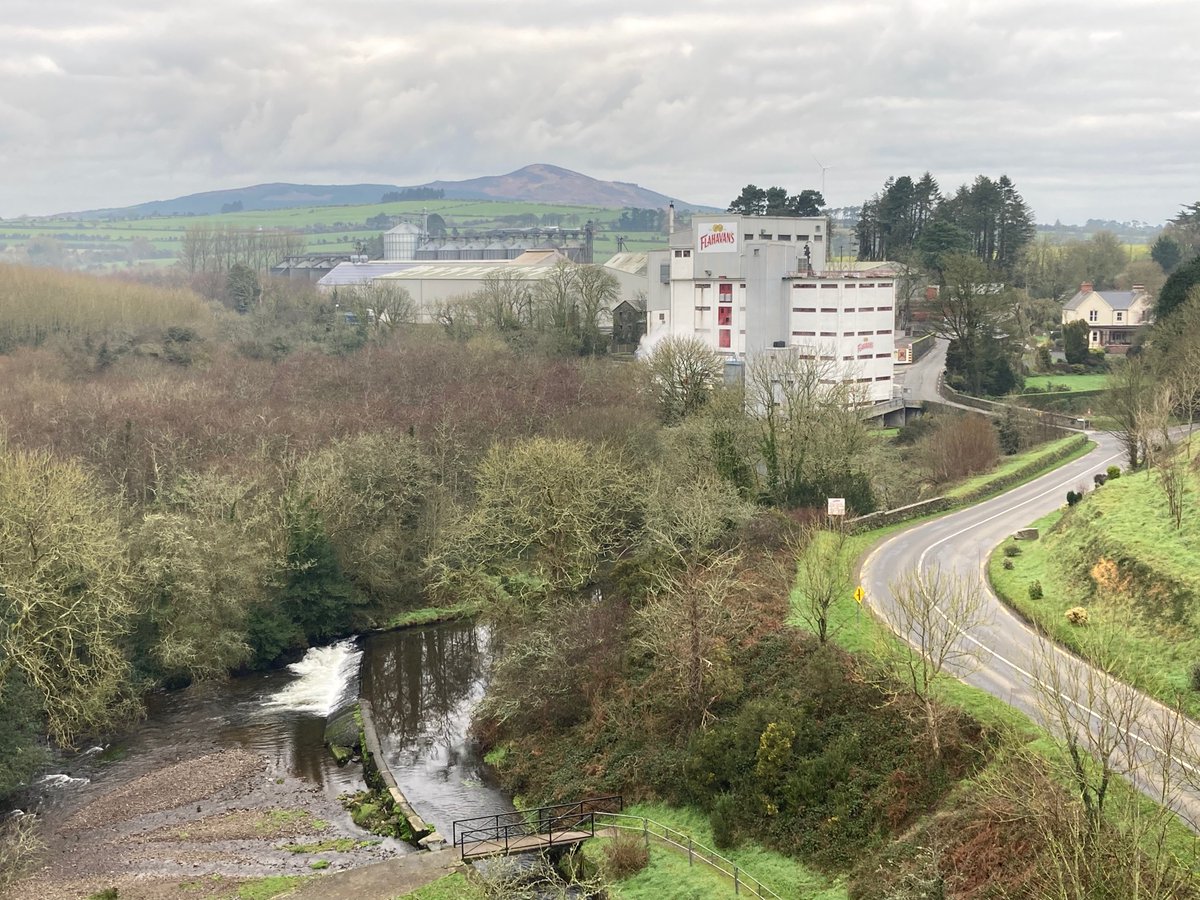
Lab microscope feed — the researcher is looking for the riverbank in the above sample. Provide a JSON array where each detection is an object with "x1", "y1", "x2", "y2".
[{"x1": 7, "y1": 744, "x2": 400, "y2": 900}]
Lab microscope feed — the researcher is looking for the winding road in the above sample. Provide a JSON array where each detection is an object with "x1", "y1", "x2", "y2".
[{"x1": 867, "y1": 344, "x2": 1200, "y2": 826}]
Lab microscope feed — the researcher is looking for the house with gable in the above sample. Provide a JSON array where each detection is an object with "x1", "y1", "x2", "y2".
[{"x1": 1061, "y1": 281, "x2": 1154, "y2": 353}]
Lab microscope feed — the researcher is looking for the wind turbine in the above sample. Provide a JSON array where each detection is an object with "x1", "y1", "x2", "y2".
[{"x1": 812, "y1": 154, "x2": 834, "y2": 201}]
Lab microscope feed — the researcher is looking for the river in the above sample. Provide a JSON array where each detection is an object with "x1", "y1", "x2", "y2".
[{"x1": 24, "y1": 620, "x2": 511, "y2": 852}]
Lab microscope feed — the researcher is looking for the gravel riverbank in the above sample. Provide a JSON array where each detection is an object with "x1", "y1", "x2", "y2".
[{"x1": 8, "y1": 746, "x2": 406, "y2": 900}]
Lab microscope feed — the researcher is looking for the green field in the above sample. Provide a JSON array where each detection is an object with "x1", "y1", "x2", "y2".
[
  {"x1": 0, "y1": 198, "x2": 672, "y2": 268},
  {"x1": 1022, "y1": 373, "x2": 1110, "y2": 392}
]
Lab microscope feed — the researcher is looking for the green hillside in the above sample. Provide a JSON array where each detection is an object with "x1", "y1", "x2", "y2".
[
  {"x1": 0, "y1": 199, "x2": 675, "y2": 270},
  {"x1": 990, "y1": 455, "x2": 1200, "y2": 707}
]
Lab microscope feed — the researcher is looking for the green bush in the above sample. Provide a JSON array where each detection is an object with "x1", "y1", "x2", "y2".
[
  {"x1": 1106, "y1": 465, "x2": 1121, "y2": 480},
  {"x1": 1066, "y1": 490, "x2": 1082, "y2": 506},
  {"x1": 1002, "y1": 559, "x2": 1014, "y2": 570},
  {"x1": 1003, "y1": 544, "x2": 1022, "y2": 558},
  {"x1": 1028, "y1": 580, "x2": 1043, "y2": 600},
  {"x1": 710, "y1": 792, "x2": 738, "y2": 850}
]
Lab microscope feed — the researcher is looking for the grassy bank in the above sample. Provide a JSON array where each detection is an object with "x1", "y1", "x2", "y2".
[
  {"x1": 1022, "y1": 373, "x2": 1109, "y2": 392},
  {"x1": 944, "y1": 433, "x2": 1092, "y2": 500},
  {"x1": 987, "y1": 462, "x2": 1200, "y2": 716}
]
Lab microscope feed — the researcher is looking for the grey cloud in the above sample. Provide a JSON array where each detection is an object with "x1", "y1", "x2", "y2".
[{"x1": 2, "y1": 0, "x2": 1198, "y2": 221}]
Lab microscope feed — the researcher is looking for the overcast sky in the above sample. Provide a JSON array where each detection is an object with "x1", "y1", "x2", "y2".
[{"x1": 2, "y1": 0, "x2": 1197, "y2": 223}]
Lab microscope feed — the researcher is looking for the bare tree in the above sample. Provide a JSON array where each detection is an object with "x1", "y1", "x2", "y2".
[
  {"x1": 881, "y1": 566, "x2": 988, "y2": 756},
  {"x1": 1140, "y1": 384, "x2": 1187, "y2": 529},
  {"x1": 635, "y1": 551, "x2": 752, "y2": 730},
  {"x1": 1102, "y1": 355, "x2": 1151, "y2": 470},
  {"x1": 743, "y1": 347, "x2": 872, "y2": 508},
  {"x1": 642, "y1": 336, "x2": 724, "y2": 424},
  {"x1": 793, "y1": 522, "x2": 851, "y2": 645},
  {"x1": 1014, "y1": 634, "x2": 1200, "y2": 898}
]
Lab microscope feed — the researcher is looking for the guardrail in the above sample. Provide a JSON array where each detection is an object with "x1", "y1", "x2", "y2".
[{"x1": 594, "y1": 812, "x2": 784, "y2": 899}]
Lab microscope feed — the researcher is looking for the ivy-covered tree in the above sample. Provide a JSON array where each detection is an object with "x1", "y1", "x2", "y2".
[{"x1": 1062, "y1": 319, "x2": 1090, "y2": 364}]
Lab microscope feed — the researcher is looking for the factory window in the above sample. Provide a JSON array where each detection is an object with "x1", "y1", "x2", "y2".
[
  {"x1": 858, "y1": 330, "x2": 872, "y2": 335},
  {"x1": 719, "y1": 330, "x2": 731, "y2": 348},
  {"x1": 821, "y1": 307, "x2": 837, "y2": 313},
  {"x1": 843, "y1": 331, "x2": 855, "y2": 336},
  {"x1": 857, "y1": 377, "x2": 871, "y2": 383},
  {"x1": 878, "y1": 305, "x2": 893, "y2": 311},
  {"x1": 813, "y1": 235, "x2": 823, "y2": 241},
  {"x1": 658, "y1": 313, "x2": 665, "y2": 322},
  {"x1": 843, "y1": 355, "x2": 854, "y2": 360},
  {"x1": 793, "y1": 307, "x2": 816, "y2": 313},
  {"x1": 760, "y1": 233, "x2": 772, "y2": 240},
  {"x1": 719, "y1": 283, "x2": 733, "y2": 300},
  {"x1": 695, "y1": 283, "x2": 711, "y2": 289},
  {"x1": 876, "y1": 353, "x2": 890, "y2": 358},
  {"x1": 674, "y1": 250, "x2": 683, "y2": 257},
  {"x1": 859, "y1": 306, "x2": 874, "y2": 312},
  {"x1": 860, "y1": 283, "x2": 875, "y2": 288},
  {"x1": 858, "y1": 353, "x2": 872, "y2": 359},
  {"x1": 878, "y1": 329, "x2": 892, "y2": 334},
  {"x1": 875, "y1": 375, "x2": 891, "y2": 381},
  {"x1": 798, "y1": 234, "x2": 809, "y2": 241},
  {"x1": 821, "y1": 283, "x2": 838, "y2": 289},
  {"x1": 820, "y1": 331, "x2": 836, "y2": 336},
  {"x1": 778, "y1": 233, "x2": 792, "y2": 241},
  {"x1": 792, "y1": 330, "x2": 816, "y2": 336},
  {"x1": 795, "y1": 283, "x2": 817, "y2": 289},
  {"x1": 718, "y1": 306, "x2": 732, "y2": 326},
  {"x1": 845, "y1": 284, "x2": 857, "y2": 290},
  {"x1": 877, "y1": 281, "x2": 892, "y2": 287}
]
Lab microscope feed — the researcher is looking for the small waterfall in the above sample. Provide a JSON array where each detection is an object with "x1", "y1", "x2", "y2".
[{"x1": 265, "y1": 638, "x2": 362, "y2": 717}]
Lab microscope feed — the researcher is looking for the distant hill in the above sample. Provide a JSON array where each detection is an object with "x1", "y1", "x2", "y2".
[{"x1": 59, "y1": 164, "x2": 705, "y2": 220}]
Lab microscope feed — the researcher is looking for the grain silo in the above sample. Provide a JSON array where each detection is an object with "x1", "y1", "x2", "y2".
[{"x1": 383, "y1": 223, "x2": 422, "y2": 260}]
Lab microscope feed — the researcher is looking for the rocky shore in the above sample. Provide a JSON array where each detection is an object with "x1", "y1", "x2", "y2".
[{"x1": 8, "y1": 747, "x2": 407, "y2": 900}]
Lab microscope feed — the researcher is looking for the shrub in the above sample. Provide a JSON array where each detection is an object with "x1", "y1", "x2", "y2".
[
  {"x1": 1065, "y1": 606, "x2": 1089, "y2": 626},
  {"x1": 602, "y1": 830, "x2": 649, "y2": 880},
  {"x1": 1002, "y1": 559, "x2": 1014, "y2": 570},
  {"x1": 1106, "y1": 465, "x2": 1121, "y2": 480},
  {"x1": 1066, "y1": 490, "x2": 1082, "y2": 506},
  {"x1": 1028, "y1": 580, "x2": 1043, "y2": 601},
  {"x1": 710, "y1": 792, "x2": 738, "y2": 849},
  {"x1": 1190, "y1": 664, "x2": 1200, "y2": 693},
  {"x1": 1003, "y1": 544, "x2": 1022, "y2": 558}
]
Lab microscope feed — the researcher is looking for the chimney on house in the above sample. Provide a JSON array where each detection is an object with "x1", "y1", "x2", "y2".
[
  {"x1": 1080, "y1": 281, "x2": 1093, "y2": 294},
  {"x1": 1131, "y1": 283, "x2": 1145, "y2": 294}
]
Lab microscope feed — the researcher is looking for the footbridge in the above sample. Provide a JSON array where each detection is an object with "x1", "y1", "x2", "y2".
[{"x1": 452, "y1": 796, "x2": 623, "y2": 861}]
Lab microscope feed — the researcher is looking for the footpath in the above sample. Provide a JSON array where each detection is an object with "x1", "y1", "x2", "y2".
[{"x1": 281, "y1": 848, "x2": 464, "y2": 899}]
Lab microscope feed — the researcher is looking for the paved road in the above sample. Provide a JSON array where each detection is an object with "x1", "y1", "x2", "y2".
[
  {"x1": 896, "y1": 337, "x2": 948, "y2": 405},
  {"x1": 860, "y1": 430, "x2": 1200, "y2": 827}
]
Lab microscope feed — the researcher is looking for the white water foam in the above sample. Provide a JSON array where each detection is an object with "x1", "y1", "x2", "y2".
[
  {"x1": 264, "y1": 638, "x2": 362, "y2": 716},
  {"x1": 35, "y1": 773, "x2": 90, "y2": 788}
]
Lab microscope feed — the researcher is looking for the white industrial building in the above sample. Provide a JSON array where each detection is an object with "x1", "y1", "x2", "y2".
[{"x1": 645, "y1": 214, "x2": 897, "y2": 403}]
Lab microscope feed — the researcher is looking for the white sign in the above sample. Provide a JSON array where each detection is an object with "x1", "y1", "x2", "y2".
[
  {"x1": 698, "y1": 221, "x2": 739, "y2": 253},
  {"x1": 827, "y1": 497, "x2": 846, "y2": 516}
]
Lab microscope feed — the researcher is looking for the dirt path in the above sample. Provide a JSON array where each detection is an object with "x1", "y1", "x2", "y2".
[{"x1": 7, "y1": 747, "x2": 411, "y2": 900}]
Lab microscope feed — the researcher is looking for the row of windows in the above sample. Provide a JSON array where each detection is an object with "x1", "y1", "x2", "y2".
[
  {"x1": 673, "y1": 250, "x2": 692, "y2": 258},
  {"x1": 792, "y1": 305, "x2": 894, "y2": 313},
  {"x1": 746, "y1": 233, "x2": 823, "y2": 242},
  {"x1": 792, "y1": 282, "x2": 891, "y2": 289}
]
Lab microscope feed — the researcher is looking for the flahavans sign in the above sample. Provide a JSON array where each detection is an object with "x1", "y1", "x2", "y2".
[{"x1": 698, "y1": 221, "x2": 739, "y2": 253}]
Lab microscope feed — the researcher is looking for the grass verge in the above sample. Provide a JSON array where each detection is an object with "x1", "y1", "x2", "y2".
[
  {"x1": 397, "y1": 872, "x2": 484, "y2": 899},
  {"x1": 594, "y1": 803, "x2": 846, "y2": 900},
  {"x1": 944, "y1": 434, "x2": 1093, "y2": 500},
  {"x1": 987, "y1": 465, "x2": 1200, "y2": 719}
]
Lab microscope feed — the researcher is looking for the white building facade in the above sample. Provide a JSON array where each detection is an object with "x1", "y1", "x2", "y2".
[{"x1": 646, "y1": 214, "x2": 897, "y2": 403}]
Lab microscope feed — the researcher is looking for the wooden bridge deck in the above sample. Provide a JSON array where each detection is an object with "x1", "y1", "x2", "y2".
[{"x1": 460, "y1": 829, "x2": 594, "y2": 860}]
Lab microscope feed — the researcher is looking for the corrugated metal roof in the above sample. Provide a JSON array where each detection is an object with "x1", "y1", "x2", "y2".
[
  {"x1": 318, "y1": 261, "x2": 422, "y2": 287},
  {"x1": 602, "y1": 252, "x2": 648, "y2": 276}
]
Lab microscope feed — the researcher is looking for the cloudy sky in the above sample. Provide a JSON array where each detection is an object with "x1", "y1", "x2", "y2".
[{"x1": 2, "y1": 0, "x2": 1197, "y2": 223}]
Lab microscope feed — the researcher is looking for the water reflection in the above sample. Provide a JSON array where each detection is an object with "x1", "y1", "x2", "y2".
[{"x1": 361, "y1": 622, "x2": 514, "y2": 833}]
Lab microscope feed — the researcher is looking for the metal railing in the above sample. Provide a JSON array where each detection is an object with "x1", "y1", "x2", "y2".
[
  {"x1": 594, "y1": 812, "x2": 784, "y2": 899},
  {"x1": 452, "y1": 796, "x2": 623, "y2": 859}
]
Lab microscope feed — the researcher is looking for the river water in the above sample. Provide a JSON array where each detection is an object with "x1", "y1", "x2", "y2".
[{"x1": 29, "y1": 621, "x2": 512, "y2": 841}]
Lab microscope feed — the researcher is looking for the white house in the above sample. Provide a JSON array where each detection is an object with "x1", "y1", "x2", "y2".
[{"x1": 1061, "y1": 281, "x2": 1154, "y2": 353}]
